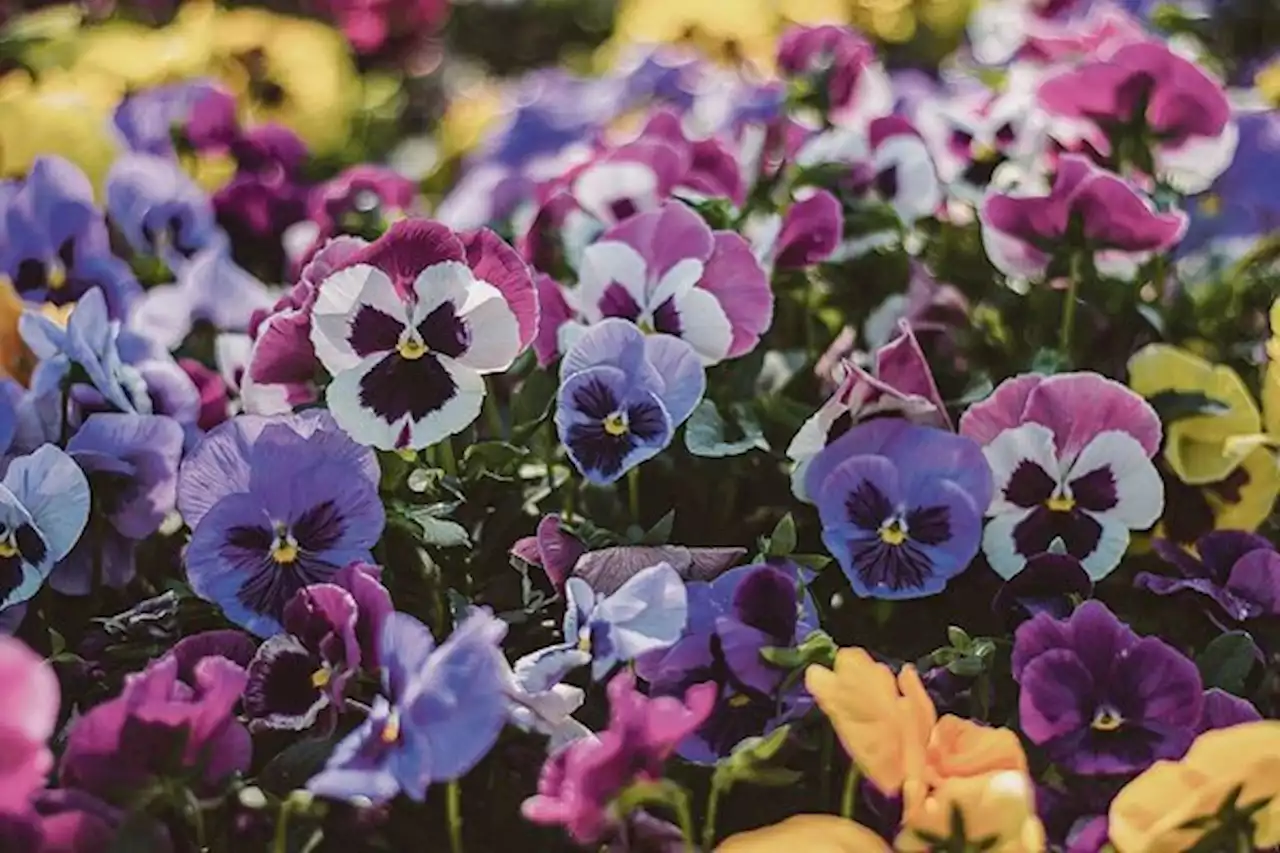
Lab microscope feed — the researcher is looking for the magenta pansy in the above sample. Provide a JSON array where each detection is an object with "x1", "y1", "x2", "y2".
[{"x1": 0, "y1": 636, "x2": 59, "y2": 814}]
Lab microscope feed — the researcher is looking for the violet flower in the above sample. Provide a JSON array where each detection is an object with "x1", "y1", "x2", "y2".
[
  {"x1": 776, "y1": 24, "x2": 893, "y2": 128},
  {"x1": 1135, "y1": 531, "x2": 1280, "y2": 624},
  {"x1": 307, "y1": 610, "x2": 509, "y2": 804},
  {"x1": 521, "y1": 670, "x2": 715, "y2": 845},
  {"x1": 637, "y1": 562, "x2": 818, "y2": 763},
  {"x1": 169, "y1": 630, "x2": 258, "y2": 683},
  {"x1": 772, "y1": 190, "x2": 842, "y2": 269},
  {"x1": 980, "y1": 154, "x2": 1186, "y2": 280},
  {"x1": 177, "y1": 410, "x2": 384, "y2": 636},
  {"x1": 314, "y1": 0, "x2": 448, "y2": 54},
  {"x1": 0, "y1": 789, "x2": 173, "y2": 853},
  {"x1": 555, "y1": 319, "x2": 704, "y2": 486},
  {"x1": 312, "y1": 165, "x2": 419, "y2": 243},
  {"x1": 805, "y1": 418, "x2": 992, "y2": 599},
  {"x1": 0, "y1": 445, "x2": 91, "y2": 614},
  {"x1": 1037, "y1": 41, "x2": 1238, "y2": 192},
  {"x1": 0, "y1": 157, "x2": 139, "y2": 317},
  {"x1": 179, "y1": 358, "x2": 232, "y2": 431},
  {"x1": 105, "y1": 153, "x2": 219, "y2": 266},
  {"x1": 113, "y1": 80, "x2": 237, "y2": 159},
  {"x1": 308, "y1": 219, "x2": 537, "y2": 450},
  {"x1": 0, "y1": 636, "x2": 59, "y2": 813},
  {"x1": 332, "y1": 560, "x2": 393, "y2": 668},
  {"x1": 53, "y1": 413, "x2": 184, "y2": 594},
  {"x1": 571, "y1": 201, "x2": 772, "y2": 364},
  {"x1": 991, "y1": 550, "x2": 1094, "y2": 630},
  {"x1": 1012, "y1": 600, "x2": 1203, "y2": 776},
  {"x1": 213, "y1": 126, "x2": 310, "y2": 263},
  {"x1": 510, "y1": 513, "x2": 587, "y2": 590},
  {"x1": 60, "y1": 652, "x2": 251, "y2": 800},
  {"x1": 961, "y1": 372, "x2": 1164, "y2": 580}
]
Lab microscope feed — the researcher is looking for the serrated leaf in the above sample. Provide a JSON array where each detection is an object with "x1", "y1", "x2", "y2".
[
  {"x1": 1148, "y1": 390, "x2": 1232, "y2": 424},
  {"x1": 684, "y1": 400, "x2": 770, "y2": 458},
  {"x1": 766, "y1": 513, "x2": 797, "y2": 557},
  {"x1": 259, "y1": 737, "x2": 337, "y2": 795},
  {"x1": 1196, "y1": 631, "x2": 1258, "y2": 695}
]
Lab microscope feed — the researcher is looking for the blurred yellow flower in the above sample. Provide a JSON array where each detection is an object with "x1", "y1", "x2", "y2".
[
  {"x1": 715, "y1": 815, "x2": 892, "y2": 853},
  {"x1": 0, "y1": 68, "x2": 121, "y2": 190},
  {"x1": 1258, "y1": 59, "x2": 1280, "y2": 108},
  {"x1": 439, "y1": 81, "x2": 504, "y2": 162},
  {"x1": 898, "y1": 771, "x2": 1046, "y2": 853},
  {"x1": 0, "y1": 280, "x2": 33, "y2": 385},
  {"x1": 70, "y1": 20, "x2": 211, "y2": 89},
  {"x1": 1265, "y1": 299, "x2": 1280, "y2": 438},
  {"x1": 1109, "y1": 721, "x2": 1280, "y2": 853},
  {"x1": 612, "y1": 0, "x2": 782, "y2": 69}
]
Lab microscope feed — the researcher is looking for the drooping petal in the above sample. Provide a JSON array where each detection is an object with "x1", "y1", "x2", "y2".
[{"x1": 589, "y1": 562, "x2": 688, "y2": 679}]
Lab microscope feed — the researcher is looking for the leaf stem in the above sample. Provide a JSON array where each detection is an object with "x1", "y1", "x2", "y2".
[
  {"x1": 1059, "y1": 253, "x2": 1084, "y2": 360},
  {"x1": 627, "y1": 467, "x2": 641, "y2": 527},
  {"x1": 447, "y1": 779, "x2": 465, "y2": 853},
  {"x1": 840, "y1": 764, "x2": 860, "y2": 820},
  {"x1": 438, "y1": 437, "x2": 458, "y2": 478},
  {"x1": 701, "y1": 779, "x2": 724, "y2": 850}
]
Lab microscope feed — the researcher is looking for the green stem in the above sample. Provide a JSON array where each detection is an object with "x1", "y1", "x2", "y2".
[
  {"x1": 439, "y1": 437, "x2": 458, "y2": 478},
  {"x1": 839, "y1": 764, "x2": 860, "y2": 820},
  {"x1": 483, "y1": 381, "x2": 504, "y2": 439},
  {"x1": 562, "y1": 475, "x2": 575, "y2": 520},
  {"x1": 1059, "y1": 254, "x2": 1084, "y2": 360},
  {"x1": 701, "y1": 780, "x2": 725, "y2": 850},
  {"x1": 627, "y1": 467, "x2": 641, "y2": 527},
  {"x1": 185, "y1": 788, "x2": 207, "y2": 851},
  {"x1": 447, "y1": 779, "x2": 464, "y2": 853},
  {"x1": 669, "y1": 787, "x2": 697, "y2": 853},
  {"x1": 272, "y1": 799, "x2": 292, "y2": 853}
]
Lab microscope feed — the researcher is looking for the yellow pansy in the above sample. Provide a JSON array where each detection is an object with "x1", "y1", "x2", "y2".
[
  {"x1": 1109, "y1": 721, "x2": 1280, "y2": 853},
  {"x1": 1265, "y1": 299, "x2": 1280, "y2": 438},
  {"x1": 0, "y1": 68, "x2": 121, "y2": 190},
  {"x1": 70, "y1": 20, "x2": 211, "y2": 89},
  {"x1": 611, "y1": 0, "x2": 782, "y2": 69},
  {"x1": 898, "y1": 771, "x2": 1046, "y2": 853},
  {"x1": 1128, "y1": 343, "x2": 1269, "y2": 485},
  {"x1": 1257, "y1": 59, "x2": 1280, "y2": 108},
  {"x1": 0, "y1": 280, "x2": 34, "y2": 385},
  {"x1": 439, "y1": 80, "x2": 504, "y2": 162},
  {"x1": 716, "y1": 815, "x2": 892, "y2": 853}
]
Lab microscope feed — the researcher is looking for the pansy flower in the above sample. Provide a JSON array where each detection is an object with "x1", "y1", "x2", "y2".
[
  {"x1": 177, "y1": 410, "x2": 384, "y2": 636},
  {"x1": 0, "y1": 445, "x2": 91, "y2": 614},
  {"x1": 1037, "y1": 41, "x2": 1238, "y2": 193},
  {"x1": 637, "y1": 562, "x2": 818, "y2": 763},
  {"x1": 805, "y1": 419, "x2": 992, "y2": 599},
  {"x1": 309, "y1": 219, "x2": 537, "y2": 450},
  {"x1": 307, "y1": 610, "x2": 509, "y2": 804},
  {"x1": 555, "y1": 319, "x2": 704, "y2": 486},
  {"x1": 105, "y1": 153, "x2": 219, "y2": 268},
  {"x1": 1136, "y1": 532, "x2": 1280, "y2": 625},
  {"x1": 776, "y1": 25, "x2": 893, "y2": 129},
  {"x1": 516, "y1": 562, "x2": 688, "y2": 683},
  {"x1": 1013, "y1": 600, "x2": 1203, "y2": 776},
  {"x1": 980, "y1": 154, "x2": 1186, "y2": 280},
  {"x1": 961, "y1": 372, "x2": 1164, "y2": 579},
  {"x1": 573, "y1": 200, "x2": 772, "y2": 364},
  {"x1": 788, "y1": 321, "x2": 950, "y2": 500},
  {"x1": 290, "y1": 164, "x2": 419, "y2": 267},
  {"x1": 0, "y1": 636, "x2": 59, "y2": 813}
]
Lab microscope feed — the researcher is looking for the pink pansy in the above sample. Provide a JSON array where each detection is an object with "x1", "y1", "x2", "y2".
[
  {"x1": 980, "y1": 154, "x2": 1187, "y2": 279},
  {"x1": 510, "y1": 513, "x2": 586, "y2": 590},
  {"x1": 0, "y1": 636, "x2": 59, "y2": 814},
  {"x1": 960, "y1": 372, "x2": 1164, "y2": 580},
  {"x1": 1019, "y1": 6, "x2": 1151, "y2": 66},
  {"x1": 966, "y1": 0, "x2": 1092, "y2": 66},
  {"x1": 1037, "y1": 41, "x2": 1238, "y2": 193},
  {"x1": 315, "y1": 0, "x2": 448, "y2": 54},
  {"x1": 773, "y1": 190, "x2": 843, "y2": 269},
  {"x1": 788, "y1": 321, "x2": 949, "y2": 499},
  {"x1": 309, "y1": 219, "x2": 537, "y2": 450},
  {"x1": 573, "y1": 200, "x2": 772, "y2": 364},
  {"x1": 286, "y1": 165, "x2": 421, "y2": 276},
  {"x1": 776, "y1": 24, "x2": 894, "y2": 129}
]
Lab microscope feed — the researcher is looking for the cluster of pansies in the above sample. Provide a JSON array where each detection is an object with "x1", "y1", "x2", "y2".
[{"x1": 1, "y1": 0, "x2": 1279, "y2": 850}]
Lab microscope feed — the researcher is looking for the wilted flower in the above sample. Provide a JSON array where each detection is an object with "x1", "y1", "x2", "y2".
[
  {"x1": 521, "y1": 669, "x2": 715, "y2": 844},
  {"x1": 1013, "y1": 600, "x2": 1203, "y2": 776},
  {"x1": 309, "y1": 219, "x2": 537, "y2": 450},
  {"x1": 307, "y1": 610, "x2": 509, "y2": 804},
  {"x1": 0, "y1": 445, "x2": 91, "y2": 613},
  {"x1": 1136, "y1": 531, "x2": 1280, "y2": 624},
  {"x1": 555, "y1": 319, "x2": 704, "y2": 486},
  {"x1": 0, "y1": 636, "x2": 59, "y2": 812},
  {"x1": 806, "y1": 418, "x2": 992, "y2": 599},
  {"x1": 961, "y1": 372, "x2": 1164, "y2": 579},
  {"x1": 177, "y1": 411, "x2": 384, "y2": 636}
]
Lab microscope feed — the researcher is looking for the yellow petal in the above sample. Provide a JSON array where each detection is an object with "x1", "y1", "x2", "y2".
[
  {"x1": 716, "y1": 815, "x2": 892, "y2": 853},
  {"x1": 1210, "y1": 445, "x2": 1280, "y2": 534},
  {"x1": 899, "y1": 771, "x2": 1045, "y2": 853}
]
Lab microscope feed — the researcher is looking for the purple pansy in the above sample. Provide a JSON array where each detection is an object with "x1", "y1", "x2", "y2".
[
  {"x1": 179, "y1": 358, "x2": 232, "y2": 431},
  {"x1": 521, "y1": 670, "x2": 715, "y2": 845},
  {"x1": 0, "y1": 789, "x2": 173, "y2": 853},
  {"x1": 805, "y1": 418, "x2": 992, "y2": 599},
  {"x1": 309, "y1": 219, "x2": 537, "y2": 450},
  {"x1": 112, "y1": 80, "x2": 237, "y2": 159},
  {"x1": 331, "y1": 561, "x2": 393, "y2": 669},
  {"x1": 1135, "y1": 531, "x2": 1280, "y2": 623},
  {"x1": 772, "y1": 190, "x2": 843, "y2": 269},
  {"x1": 1037, "y1": 41, "x2": 1237, "y2": 193},
  {"x1": 776, "y1": 24, "x2": 893, "y2": 128},
  {"x1": 105, "y1": 153, "x2": 219, "y2": 266},
  {"x1": 177, "y1": 410, "x2": 384, "y2": 636},
  {"x1": 295, "y1": 165, "x2": 419, "y2": 263},
  {"x1": 961, "y1": 372, "x2": 1164, "y2": 580},
  {"x1": 992, "y1": 551, "x2": 1094, "y2": 630},
  {"x1": 637, "y1": 562, "x2": 818, "y2": 763},
  {"x1": 572, "y1": 201, "x2": 772, "y2": 364},
  {"x1": 0, "y1": 157, "x2": 139, "y2": 317},
  {"x1": 307, "y1": 610, "x2": 509, "y2": 804},
  {"x1": 510, "y1": 513, "x2": 586, "y2": 590},
  {"x1": 555, "y1": 319, "x2": 704, "y2": 486},
  {"x1": 60, "y1": 652, "x2": 251, "y2": 800},
  {"x1": 515, "y1": 562, "x2": 688, "y2": 683},
  {"x1": 0, "y1": 445, "x2": 91, "y2": 614},
  {"x1": 1197, "y1": 687, "x2": 1262, "y2": 733},
  {"x1": 213, "y1": 126, "x2": 310, "y2": 263},
  {"x1": 980, "y1": 154, "x2": 1187, "y2": 280},
  {"x1": 788, "y1": 321, "x2": 950, "y2": 500},
  {"x1": 52, "y1": 414, "x2": 184, "y2": 595},
  {"x1": 1012, "y1": 600, "x2": 1203, "y2": 776}
]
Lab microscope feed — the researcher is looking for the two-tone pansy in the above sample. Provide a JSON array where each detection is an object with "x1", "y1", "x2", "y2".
[
  {"x1": 961, "y1": 372, "x2": 1164, "y2": 579},
  {"x1": 309, "y1": 219, "x2": 538, "y2": 450}
]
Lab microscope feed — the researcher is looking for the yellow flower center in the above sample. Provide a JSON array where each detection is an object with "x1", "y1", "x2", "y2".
[
  {"x1": 395, "y1": 448, "x2": 418, "y2": 462},
  {"x1": 381, "y1": 710, "x2": 401, "y2": 744},
  {"x1": 1092, "y1": 708, "x2": 1124, "y2": 732},
  {"x1": 728, "y1": 693, "x2": 752, "y2": 708},
  {"x1": 971, "y1": 141, "x2": 998, "y2": 162},
  {"x1": 310, "y1": 668, "x2": 331, "y2": 689},
  {"x1": 397, "y1": 338, "x2": 427, "y2": 360},
  {"x1": 576, "y1": 633, "x2": 592, "y2": 652},
  {"x1": 879, "y1": 519, "x2": 907, "y2": 546},
  {"x1": 1046, "y1": 494, "x2": 1076, "y2": 512},
  {"x1": 271, "y1": 539, "x2": 299, "y2": 564},
  {"x1": 603, "y1": 412, "x2": 629, "y2": 437},
  {"x1": 637, "y1": 317, "x2": 655, "y2": 335},
  {"x1": 1199, "y1": 193, "x2": 1222, "y2": 216},
  {"x1": 47, "y1": 261, "x2": 67, "y2": 291},
  {"x1": 0, "y1": 537, "x2": 17, "y2": 558}
]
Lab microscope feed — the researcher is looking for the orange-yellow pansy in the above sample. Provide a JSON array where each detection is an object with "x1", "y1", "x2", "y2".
[
  {"x1": 1109, "y1": 721, "x2": 1280, "y2": 853},
  {"x1": 715, "y1": 814, "x2": 892, "y2": 853},
  {"x1": 898, "y1": 770, "x2": 1046, "y2": 853},
  {"x1": 0, "y1": 280, "x2": 33, "y2": 384}
]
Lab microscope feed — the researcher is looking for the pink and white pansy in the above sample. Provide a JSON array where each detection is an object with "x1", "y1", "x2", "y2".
[
  {"x1": 571, "y1": 200, "x2": 772, "y2": 365},
  {"x1": 960, "y1": 372, "x2": 1164, "y2": 580},
  {"x1": 308, "y1": 220, "x2": 538, "y2": 450}
]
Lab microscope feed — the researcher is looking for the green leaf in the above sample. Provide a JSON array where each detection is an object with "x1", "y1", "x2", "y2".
[
  {"x1": 412, "y1": 517, "x2": 471, "y2": 548},
  {"x1": 684, "y1": 400, "x2": 770, "y2": 458},
  {"x1": 511, "y1": 369, "x2": 557, "y2": 435},
  {"x1": 1148, "y1": 390, "x2": 1232, "y2": 424},
  {"x1": 789, "y1": 553, "x2": 833, "y2": 572},
  {"x1": 946, "y1": 656, "x2": 986, "y2": 677},
  {"x1": 946, "y1": 625, "x2": 972, "y2": 650},
  {"x1": 1196, "y1": 631, "x2": 1258, "y2": 695},
  {"x1": 1031, "y1": 348, "x2": 1069, "y2": 375},
  {"x1": 463, "y1": 441, "x2": 530, "y2": 480},
  {"x1": 259, "y1": 737, "x2": 337, "y2": 796},
  {"x1": 641, "y1": 509, "x2": 676, "y2": 545},
  {"x1": 766, "y1": 513, "x2": 797, "y2": 557},
  {"x1": 713, "y1": 725, "x2": 799, "y2": 790}
]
